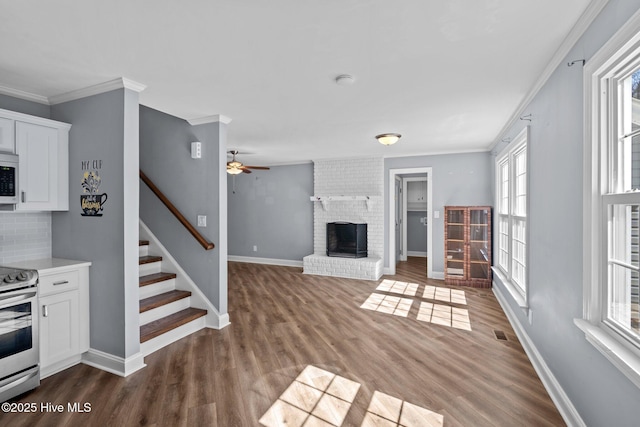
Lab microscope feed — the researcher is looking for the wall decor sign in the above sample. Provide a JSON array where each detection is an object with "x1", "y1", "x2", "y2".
[{"x1": 80, "y1": 159, "x2": 107, "y2": 217}]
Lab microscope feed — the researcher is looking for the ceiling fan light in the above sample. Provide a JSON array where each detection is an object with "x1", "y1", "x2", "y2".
[
  {"x1": 227, "y1": 167, "x2": 243, "y2": 175},
  {"x1": 228, "y1": 160, "x2": 242, "y2": 168},
  {"x1": 376, "y1": 133, "x2": 401, "y2": 146}
]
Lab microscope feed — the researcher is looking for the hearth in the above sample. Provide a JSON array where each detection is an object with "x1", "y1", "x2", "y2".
[{"x1": 326, "y1": 222, "x2": 367, "y2": 258}]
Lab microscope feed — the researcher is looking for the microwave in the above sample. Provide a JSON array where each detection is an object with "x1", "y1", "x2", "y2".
[{"x1": 0, "y1": 153, "x2": 18, "y2": 205}]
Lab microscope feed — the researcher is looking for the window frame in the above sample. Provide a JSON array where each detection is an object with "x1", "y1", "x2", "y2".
[
  {"x1": 494, "y1": 127, "x2": 529, "y2": 307},
  {"x1": 578, "y1": 10, "x2": 640, "y2": 389}
]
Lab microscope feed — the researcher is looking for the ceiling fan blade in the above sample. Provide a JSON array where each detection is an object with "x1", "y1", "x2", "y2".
[
  {"x1": 241, "y1": 168, "x2": 252, "y2": 174},
  {"x1": 244, "y1": 166, "x2": 270, "y2": 170}
]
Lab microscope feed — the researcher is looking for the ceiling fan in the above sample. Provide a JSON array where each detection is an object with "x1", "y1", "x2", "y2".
[{"x1": 226, "y1": 150, "x2": 270, "y2": 175}]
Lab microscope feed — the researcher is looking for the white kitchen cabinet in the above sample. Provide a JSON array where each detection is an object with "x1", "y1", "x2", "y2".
[
  {"x1": 407, "y1": 180, "x2": 427, "y2": 211},
  {"x1": 15, "y1": 121, "x2": 69, "y2": 211},
  {"x1": 40, "y1": 287, "x2": 80, "y2": 372},
  {"x1": 5, "y1": 259, "x2": 92, "y2": 379},
  {"x1": 0, "y1": 108, "x2": 70, "y2": 211},
  {"x1": 0, "y1": 117, "x2": 14, "y2": 153}
]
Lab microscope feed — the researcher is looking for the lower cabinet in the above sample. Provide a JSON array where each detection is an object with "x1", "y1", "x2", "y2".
[{"x1": 37, "y1": 261, "x2": 90, "y2": 378}]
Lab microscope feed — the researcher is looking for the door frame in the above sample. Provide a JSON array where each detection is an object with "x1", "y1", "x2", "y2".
[{"x1": 388, "y1": 167, "x2": 433, "y2": 277}]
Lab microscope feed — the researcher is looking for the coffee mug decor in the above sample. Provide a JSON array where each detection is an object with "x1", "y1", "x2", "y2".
[{"x1": 80, "y1": 169, "x2": 108, "y2": 217}]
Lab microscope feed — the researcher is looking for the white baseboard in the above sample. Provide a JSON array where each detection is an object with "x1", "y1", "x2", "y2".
[
  {"x1": 228, "y1": 255, "x2": 303, "y2": 268},
  {"x1": 431, "y1": 271, "x2": 445, "y2": 280},
  {"x1": 41, "y1": 354, "x2": 82, "y2": 379},
  {"x1": 493, "y1": 285, "x2": 585, "y2": 427},
  {"x1": 407, "y1": 251, "x2": 427, "y2": 257},
  {"x1": 82, "y1": 348, "x2": 146, "y2": 377}
]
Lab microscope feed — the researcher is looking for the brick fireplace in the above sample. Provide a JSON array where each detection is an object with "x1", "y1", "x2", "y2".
[{"x1": 303, "y1": 157, "x2": 384, "y2": 280}]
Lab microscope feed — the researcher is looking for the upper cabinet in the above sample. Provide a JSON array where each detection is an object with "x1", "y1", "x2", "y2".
[
  {"x1": 0, "y1": 117, "x2": 14, "y2": 152},
  {"x1": 0, "y1": 109, "x2": 70, "y2": 211},
  {"x1": 407, "y1": 180, "x2": 427, "y2": 211}
]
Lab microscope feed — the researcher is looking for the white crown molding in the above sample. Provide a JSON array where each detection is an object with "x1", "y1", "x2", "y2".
[
  {"x1": 49, "y1": 77, "x2": 147, "y2": 105},
  {"x1": 188, "y1": 114, "x2": 232, "y2": 126},
  {"x1": 0, "y1": 85, "x2": 50, "y2": 105},
  {"x1": 488, "y1": 0, "x2": 610, "y2": 151}
]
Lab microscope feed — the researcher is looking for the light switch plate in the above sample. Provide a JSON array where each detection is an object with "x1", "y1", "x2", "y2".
[{"x1": 197, "y1": 215, "x2": 206, "y2": 227}]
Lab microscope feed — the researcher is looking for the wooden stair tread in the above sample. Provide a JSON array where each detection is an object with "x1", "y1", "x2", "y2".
[
  {"x1": 139, "y1": 272, "x2": 177, "y2": 287},
  {"x1": 139, "y1": 255, "x2": 162, "y2": 265},
  {"x1": 140, "y1": 290, "x2": 191, "y2": 313},
  {"x1": 140, "y1": 308, "x2": 207, "y2": 343},
  {"x1": 139, "y1": 240, "x2": 149, "y2": 246}
]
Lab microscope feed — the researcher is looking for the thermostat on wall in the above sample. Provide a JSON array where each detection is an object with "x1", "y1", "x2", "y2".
[{"x1": 191, "y1": 142, "x2": 202, "y2": 159}]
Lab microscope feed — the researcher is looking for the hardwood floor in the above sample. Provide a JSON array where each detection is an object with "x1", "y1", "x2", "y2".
[{"x1": 1, "y1": 258, "x2": 565, "y2": 426}]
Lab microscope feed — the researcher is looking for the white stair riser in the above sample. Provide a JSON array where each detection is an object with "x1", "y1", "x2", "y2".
[
  {"x1": 139, "y1": 260, "x2": 162, "y2": 276},
  {"x1": 139, "y1": 245, "x2": 149, "y2": 257},
  {"x1": 140, "y1": 316, "x2": 206, "y2": 356},
  {"x1": 139, "y1": 297, "x2": 192, "y2": 326},
  {"x1": 139, "y1": 278, "x2": 176, "y2": 299}
]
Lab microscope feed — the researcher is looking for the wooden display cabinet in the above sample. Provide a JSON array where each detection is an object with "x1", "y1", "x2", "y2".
[{"x1": 444, "y1": 206, "x2": 492, "y2": 288}]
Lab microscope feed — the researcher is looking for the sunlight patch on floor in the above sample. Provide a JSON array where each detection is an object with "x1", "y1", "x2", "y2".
[
  {"x1": 360, "y1": 293, "x2": 413, "y2": 317},
  {"x1": 422, "y1": 285, "x2": 467, "y2": 305},
  {"x1": 260, "y1": 366, "x2": 443, "y2": 427},
  {"x1": 416, "y1": 302, "x2": 472, "y2": 331},
  {"x1": 376, "y1": 279, "x2": 419, "y2": 296},
  {"x1": 259, "y1": 365, "x2": 361, "y2": 427},
  {"x1": 361, "y1": 390, "x2": 444, "y2": 427}
]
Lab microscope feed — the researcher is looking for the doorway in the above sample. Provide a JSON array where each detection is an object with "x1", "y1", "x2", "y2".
[{"x1": 388, "y1": 167, "x2": 433, "y2": 277}]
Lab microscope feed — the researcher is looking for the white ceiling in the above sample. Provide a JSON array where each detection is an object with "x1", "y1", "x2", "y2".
[{"x1": 0, "y1": 0, "x2": 594, "y2": 166}]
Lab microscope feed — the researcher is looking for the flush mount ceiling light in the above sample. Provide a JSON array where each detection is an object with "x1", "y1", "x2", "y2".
[
  {"x1": 335, "y1": 74, "x2": 355, "y2": 86},
  {"x1": 376, "y1": 133, "x2": 401, "y2": 146}
]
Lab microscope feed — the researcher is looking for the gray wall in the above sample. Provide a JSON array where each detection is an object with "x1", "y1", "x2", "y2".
[
  {"x1": 227, "y1": 163, "x2": 313, "y2": 261},
  {"x1": 385, "y1": 152, "x2": 493, "y2": 273},
  {"x1": 491, "y1": 1, "x2": 640, "y2": 425},
  {"x1": 139, "y1": 106, "x2": 226, "y2": 312},
  {"x1": 407, "y1": 210, "x2": 427, "y2": 253},
  {"x1": 51, "y1": 88, "x2": 140, "y2": 358},
  {"x1": 0, "y1": 94, "x2": 50, "y2": 118}
]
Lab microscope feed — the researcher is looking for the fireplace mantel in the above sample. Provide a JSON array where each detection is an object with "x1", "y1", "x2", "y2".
[{"x1": 310, "y1": 195, "x2": 378, "y2": 211}]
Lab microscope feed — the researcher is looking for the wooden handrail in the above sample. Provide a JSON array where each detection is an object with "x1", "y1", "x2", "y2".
[{"x1": 140, "y1": 170, "x2": 215, "y2": 250}]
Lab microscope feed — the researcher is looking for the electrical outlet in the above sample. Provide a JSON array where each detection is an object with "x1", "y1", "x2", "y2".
[
  {"x1": 253, "y1": 245, "x2": 258, "y2": 252},
  {"x1": 197, "y1": 215, "x2": 206, "y2": 227}
]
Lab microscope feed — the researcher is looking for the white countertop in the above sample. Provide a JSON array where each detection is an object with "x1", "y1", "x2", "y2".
[{"x1": 4, "y1": 258, "x2": 92, "y2": 273}]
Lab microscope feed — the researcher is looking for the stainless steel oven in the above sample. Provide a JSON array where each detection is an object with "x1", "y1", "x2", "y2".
[{"x1": 0, "y1": 267, "x2": 39, "y2": 403}]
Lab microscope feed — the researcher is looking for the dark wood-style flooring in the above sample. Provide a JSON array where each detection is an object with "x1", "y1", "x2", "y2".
[{"x1": 1, "y1": 257, "x2": 565, "y2": 426}]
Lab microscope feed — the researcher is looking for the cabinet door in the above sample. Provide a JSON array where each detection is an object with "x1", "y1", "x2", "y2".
[
  {"x1": 15, "y1": 121, "x2": 59, "y2": 210},
  {"x1": 445, "y1": 208, "x2": 466, "y2": 277},
  {"x1": 468, "y1": 208, "x2": 490, "y2": 280},
  {"x1": 40, "y1": 291, "x2": 80, "y2": 369},
  {"x1": 0, "y1": 117, "x2": 14, "y2": 153}
]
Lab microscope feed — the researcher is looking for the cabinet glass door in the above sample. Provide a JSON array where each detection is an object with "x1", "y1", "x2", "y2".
[
  {"x1": 469, "y1": 208, "x2": 490, "y2": 279},
  {"x1": 446, "y1": 208, "x2": 465, "y2": 277}
]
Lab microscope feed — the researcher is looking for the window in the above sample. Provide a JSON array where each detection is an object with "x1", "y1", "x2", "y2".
[
  {"x1": 580, "y1": 13, "x2": 640, "y2": 388},
  {"x1": 495, "y1": 128, "x2": 528, "y2": 301}
]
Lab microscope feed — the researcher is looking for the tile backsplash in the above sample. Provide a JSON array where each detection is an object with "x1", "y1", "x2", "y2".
[{"x1": 0, "y1": 212, "x2": 51, "y2": 264}]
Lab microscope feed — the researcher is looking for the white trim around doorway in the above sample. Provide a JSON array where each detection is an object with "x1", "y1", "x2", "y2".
[{"x1": 388, "y1": 167, "x2": 433, "y2": 278}]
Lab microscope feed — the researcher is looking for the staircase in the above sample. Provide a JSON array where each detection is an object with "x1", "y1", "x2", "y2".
[{"x1": 138, "y1": 239, "x2": 207, "y2": 356}]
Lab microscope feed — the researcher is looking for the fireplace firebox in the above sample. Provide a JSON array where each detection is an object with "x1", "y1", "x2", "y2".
[{"x1": 326, "y1": 222, "x2": 367, "y2": 258}]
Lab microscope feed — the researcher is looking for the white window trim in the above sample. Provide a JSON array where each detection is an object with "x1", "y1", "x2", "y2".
[
  {"x1": 493, "y1": 127, "x2": 529, "y2": 309},
  {"x1": 578, "y1": 9, "x2": 640, "y2": 389}
]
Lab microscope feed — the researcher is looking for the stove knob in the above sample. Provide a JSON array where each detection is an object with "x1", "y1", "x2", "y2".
[
  {"x1": 4, "y1": 274, "x2": 16, "y2": 283},
  {"x1": 18, "y1": 271, "x2": 29, "y2": 281}
]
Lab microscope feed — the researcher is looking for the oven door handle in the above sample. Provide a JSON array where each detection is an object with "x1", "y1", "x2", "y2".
[
  {"x1": 0, "y1": 291, "x2": 37, "y2": 307},
  {"x1": 0, "y1": 366, "x2": 39, "y2": 394}
]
